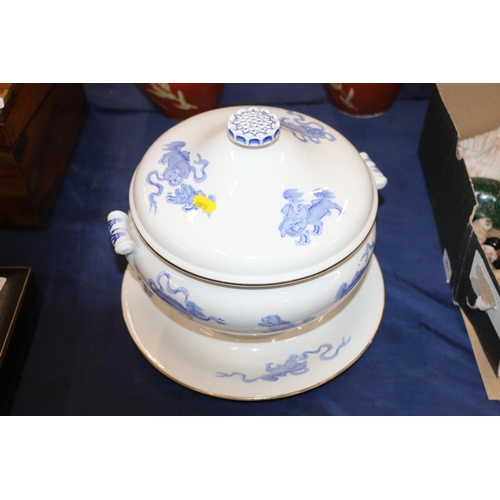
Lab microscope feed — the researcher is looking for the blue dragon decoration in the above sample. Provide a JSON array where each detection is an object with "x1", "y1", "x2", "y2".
[
  {"x1": 279, "y1": 188, "x2": 343, "y2": 245},
  {"x1": 146, "y1": 141, "x2": 215, "y2": 215},
  {"x1": 149, "y1": 271, "x2": 225, "y2": 325},
  {"x1": 258, "y1": 314, "x2": 315, "y2": 333},
  {"x1": 216, "y1": 337, "x2": 351, "y2": 383},
  {"x1": 334, "y1": 242, "x2": 375, "y2": 303},
  {"x1": 279, "y1": 111, "x2": 336, "y2": 144},
  {"x1": 166, "y1": 183, "x2": 216, "y2": 213}
]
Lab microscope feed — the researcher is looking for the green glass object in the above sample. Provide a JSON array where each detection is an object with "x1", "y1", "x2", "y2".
[{"x1": 472, "y1": 177, "x2": 500, "y2": 228}]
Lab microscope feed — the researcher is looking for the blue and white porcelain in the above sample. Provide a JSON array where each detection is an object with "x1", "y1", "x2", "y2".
[
  {"x1": 121, "y1": 257, "x2": 385, "y2": 399},
  {"x1": 227, "y1": 107, "x2": 280, "y2": 146},
  {"x1": 109, "y1": 106, "x2": 386, "y2": 337}
]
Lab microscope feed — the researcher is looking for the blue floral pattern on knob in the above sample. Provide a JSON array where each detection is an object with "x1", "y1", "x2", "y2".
[{"x1": 227, "y1": 107, "x2": 280, "y2": 146}]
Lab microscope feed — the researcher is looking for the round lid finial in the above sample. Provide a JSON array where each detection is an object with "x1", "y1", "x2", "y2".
[{"x1": 227, "y1": 107, "x2": 280, "y2": 147}]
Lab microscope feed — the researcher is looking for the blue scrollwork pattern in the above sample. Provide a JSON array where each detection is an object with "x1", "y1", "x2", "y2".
[
  {"x1": 107, "y1": 217, "x2": 126, "y2": 245},
  {"x1": 279, "y1": 111, "x2": 336, "y2": 144},
  {"x1": 216, "y1": 337, "x2": 351, "y2": 383},
  {"x1": 279, "y1": 188, "x2": 343, "y2": 245},
  {"x1": 146, "y1": 141, "x2": 215, "y2": 215},
  {"x1": 149, "y1": 271, "x2": 225, "y2": 325}
]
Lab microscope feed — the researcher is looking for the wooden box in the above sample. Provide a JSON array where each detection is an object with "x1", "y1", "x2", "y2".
[
  {"x1": 0, "y1": 84, "x2": 87, "y2": 228},
  {"x1": 0, "y1": 267, "x2": 35, "y2": 412}
]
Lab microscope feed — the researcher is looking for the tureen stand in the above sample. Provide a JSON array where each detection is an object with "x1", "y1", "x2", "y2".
[{"x1": 121, "y1": 257, "x2": 384, "y2": 400}]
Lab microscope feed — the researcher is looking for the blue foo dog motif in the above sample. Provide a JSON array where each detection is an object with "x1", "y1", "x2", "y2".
[
  {"x1": 216, "y1": 338, "x2": 351, "y2": 383},
  {"x1": 279, "y1": 111, "x2": 336, "y2": 144},
  {"x1": 258, "y1": 314, "x2": 315, "y2": 333},
  {"x1": 166, "y1": 183, "x2": 216, "y2": 214},
  {"x1": 146, "y1": 141, "x2": 214, "y2": 214},
  {"x1": 279, "y1": 188, "x2": 343, "y2": 245},
  {"x1": 149, "y1": 271, "x2": 225, "y2": 325}
]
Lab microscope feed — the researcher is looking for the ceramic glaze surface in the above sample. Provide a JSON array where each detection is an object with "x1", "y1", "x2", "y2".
[
  {"x1": 279, "y1": 188, "x2": 343, "y2": 246},
  {"x1": 215, "y1": 338, "x2": 351, "y2": 383},
  {"x1": 140, "y1": 83, "x2": 224, "y2": 120},
  {"x1": 227, "y1": 107, "x2": 280, "y2": 146},
  {"x1": 121, "y1": 257, "x2": 385, "y2": 399},
  {"x1": 108, "y1": 211, "x2": 376, "y2": 336},
  {"x1": 324, "y1": 83, "x2": 403, "y2": 117},
  {"x1": 129, "y1": 106, "x2": 380, "y2": 285}
]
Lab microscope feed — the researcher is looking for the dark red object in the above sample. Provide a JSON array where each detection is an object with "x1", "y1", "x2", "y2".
[
  {"x1": 140, "y1": 83, "x2": 224, "y2": 120},
  {"x1": 324, "y1": 83, "x2": 403, "y2": 117}
]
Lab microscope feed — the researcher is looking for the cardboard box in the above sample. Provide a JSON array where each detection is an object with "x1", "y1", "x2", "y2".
[{"x1": 419, "y1": 83, "x2": 500, "y2": 399}]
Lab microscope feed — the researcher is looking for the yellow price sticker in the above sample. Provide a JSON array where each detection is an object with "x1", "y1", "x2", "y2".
[{"x1": 193, "y1": 194, "x2": 217, "y2": 214}]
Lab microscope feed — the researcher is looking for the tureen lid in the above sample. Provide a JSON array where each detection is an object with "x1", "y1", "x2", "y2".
[{"x1": 129, "y1": 106, "x2": 381, "y2": 285}]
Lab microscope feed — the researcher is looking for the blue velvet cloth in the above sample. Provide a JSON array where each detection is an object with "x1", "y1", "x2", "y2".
[{"x1": 2, "y1": 83, "x2": 499, "y2": 415}]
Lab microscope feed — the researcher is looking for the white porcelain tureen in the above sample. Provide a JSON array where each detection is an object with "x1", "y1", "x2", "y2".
[{"x1": 108, "y1": 106, "x2": 386, "y2": 336}]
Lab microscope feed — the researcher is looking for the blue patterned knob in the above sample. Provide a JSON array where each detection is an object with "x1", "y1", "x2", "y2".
[{"x1": 227, "y1": 107, "x2": 281, "y2": 147}]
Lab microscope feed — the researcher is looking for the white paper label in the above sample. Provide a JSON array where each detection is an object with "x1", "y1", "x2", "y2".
[
  {"x1": 470, "y1": 251, "x2": 500, "y2": 342},
  {"x1": 443, "y1": 249, "x2": 452, "y2": 283},
  {"x1": 0, "y1": 277, "x2": 6, "y2": 292}
]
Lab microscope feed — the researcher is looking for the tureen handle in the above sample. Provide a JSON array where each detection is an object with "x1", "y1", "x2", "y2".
[
  {"x1": 360, "y1": 152, "x2": 387, "y2": 190},
  {"x1": 107, "y1": 211, "x2": 138, "y2": 268}
]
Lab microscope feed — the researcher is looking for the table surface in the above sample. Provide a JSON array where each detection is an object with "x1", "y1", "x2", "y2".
[{"x1": 2, "y1": 83, "x2": 499, "y2": 416}]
